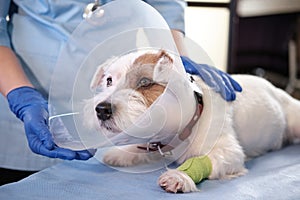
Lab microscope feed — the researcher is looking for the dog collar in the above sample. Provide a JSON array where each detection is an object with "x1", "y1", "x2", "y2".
[{"x1": 137, "y1": 89, "x2": 203, "y2": 155}]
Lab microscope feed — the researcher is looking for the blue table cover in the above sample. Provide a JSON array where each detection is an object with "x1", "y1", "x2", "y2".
[{"x1": 0, "y1": 144, "x2": 299, "y2": 200}]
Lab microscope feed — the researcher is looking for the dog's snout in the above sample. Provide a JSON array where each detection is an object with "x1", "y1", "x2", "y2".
[{"x1": 95, "y1": 102, "x2": 113, "y2": 121}]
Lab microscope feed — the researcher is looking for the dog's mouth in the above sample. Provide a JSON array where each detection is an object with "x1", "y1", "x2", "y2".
[
  {"x1": 102, "y1": 123, "x2": 119, "y2": 133},
  {"x1": 98, "y1": 118, "x2": 122, "y2": 134}
]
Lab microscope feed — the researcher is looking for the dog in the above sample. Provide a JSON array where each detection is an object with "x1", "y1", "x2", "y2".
[{"x1": 83, "y1": 50, "x2": 300, "y2": 193}]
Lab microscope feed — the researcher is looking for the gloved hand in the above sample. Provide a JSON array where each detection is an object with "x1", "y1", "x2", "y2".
[
  {"x1": 181, "y1": 56, "x2": 242, "y2": 101},
  {"x1": 7, "y1": 86, "x2": 93, "y2": 160}
]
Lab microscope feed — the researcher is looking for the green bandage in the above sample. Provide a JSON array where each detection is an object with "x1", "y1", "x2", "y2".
[{"x1": 177, "y1": 155, "x2": 212, "y2": 184}]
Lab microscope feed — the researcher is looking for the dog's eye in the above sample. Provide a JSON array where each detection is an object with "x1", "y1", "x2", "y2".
[
  {"x1": 137, "y1": 77, "x2": 153, "y2": 88},
  {"x1": 107, "y1": 77, "x2": 112, "y2": 87}
]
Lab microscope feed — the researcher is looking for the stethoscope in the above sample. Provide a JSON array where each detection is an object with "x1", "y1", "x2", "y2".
[{"x1": 83, "y1": 0, "x2": 101, "y2": 19}]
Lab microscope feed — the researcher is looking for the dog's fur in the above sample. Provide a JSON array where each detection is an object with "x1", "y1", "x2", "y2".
[{"x1": 84, "y1": 50, "x2": 300, "y2": 193}]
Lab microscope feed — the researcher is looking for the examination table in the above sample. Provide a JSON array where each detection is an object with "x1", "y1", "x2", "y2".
[{"x1": 0, "y1": 144, "x2": 299, "y2": 200}]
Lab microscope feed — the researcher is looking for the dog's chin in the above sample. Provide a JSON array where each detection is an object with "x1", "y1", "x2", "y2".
[
  {"x1": 101, "y1": 125, "x2": 121, "y2": 134},
  {"x1": 98, "y1": 117, "x2": 181, "y2": 146},
  {"x1": 98, "y1": 120, "x2": 122, "y2": 135}
]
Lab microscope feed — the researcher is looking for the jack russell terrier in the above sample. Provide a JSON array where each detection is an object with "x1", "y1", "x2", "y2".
[{"x1": 83, "y1": 50, "x2": 300, "y2": 193}]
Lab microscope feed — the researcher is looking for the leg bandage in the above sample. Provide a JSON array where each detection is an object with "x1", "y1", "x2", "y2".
[{"x1": 177, "y1": 155, "x2": 212, "y2": 183}]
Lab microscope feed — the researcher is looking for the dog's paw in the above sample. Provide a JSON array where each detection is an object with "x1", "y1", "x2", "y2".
[
  {"x1": 102, "y1": 147, "x2": 148, "y2": 167},
  {"x1": 158, "y1": 169, "x2": 198, "y2": 193}
]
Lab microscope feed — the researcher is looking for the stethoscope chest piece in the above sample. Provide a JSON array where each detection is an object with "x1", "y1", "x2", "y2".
[{"x1": 83, "y1": 0, "x2": 100, "y2": 19}]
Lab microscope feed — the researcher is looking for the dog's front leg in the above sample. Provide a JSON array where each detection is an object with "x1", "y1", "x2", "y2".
[
  {"x1": 207, "y1": 133, "x2": 248, "y2": 180},
  {"x1": 158, "y1": 133, "x2": 247, "y2": 193},
  {"x1": 158, "y1": 155, "x2": 212, "y2": 193},
  {"x1": 102, "y1": 145, "x2": 160, "y2": 167}
]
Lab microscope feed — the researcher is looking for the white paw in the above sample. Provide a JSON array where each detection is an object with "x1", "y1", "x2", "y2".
[
  {"x1": 158, "y1": 169, "x2": 198, "y2": 193},
  {"x1": 102, "y1": 147, "x2": 148, "y2": 167}
]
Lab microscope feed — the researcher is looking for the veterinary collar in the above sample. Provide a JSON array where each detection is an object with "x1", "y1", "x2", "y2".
[{"x1": 137, "y1": 88, "x2": 203, "y2": 155}]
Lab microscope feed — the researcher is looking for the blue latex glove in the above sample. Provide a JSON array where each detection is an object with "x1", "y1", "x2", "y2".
[
  {"x1": 7, "y1": 86, "x2": 93, "y2": 160},
  {"x1": 181, "y1": 56, "x2": 242, "y2": 101}
]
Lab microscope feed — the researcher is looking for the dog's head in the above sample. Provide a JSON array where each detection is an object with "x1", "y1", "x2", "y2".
[{"x1": 84, "y1": 50, "x2": 175, "y2": 139}]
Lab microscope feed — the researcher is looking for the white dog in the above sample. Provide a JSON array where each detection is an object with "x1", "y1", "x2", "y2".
[{"x1": 84, "y1": 50, "x2": 300, "y2": 193}]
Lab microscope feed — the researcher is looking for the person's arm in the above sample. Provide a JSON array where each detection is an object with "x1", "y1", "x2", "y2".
[
  {"x1": 1, "y1": 48, "x2": 93, "y2": 160},
  {"x1": 171, "y1": 30, "x2": 188, "y2": 57},
  {"x1": 0, "y1": 0, "x2": 25, "y2": 95},
  {"x1": 0, "y1": 51, "x2": 93, "y2": 159},
  {"x1": 0, "y1": 1, "x2": 93, "y2": 160},
  {"x1": 0, "y1": 46, "x2": 33, "y2": 96},
  {"x1": 170, "y1": 28, "x2": 242, "y2": 100},
  {"x1": 148, "y1": 0, "x2": 242, "y2": 101},
  {"x1": 181, "y1": 55, "x2": 242, "y2": 100}
]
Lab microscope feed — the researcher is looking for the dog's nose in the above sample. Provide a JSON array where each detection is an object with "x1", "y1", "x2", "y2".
[{"x1": 95, "y1": 102, "x2": 113, "y2": 121}]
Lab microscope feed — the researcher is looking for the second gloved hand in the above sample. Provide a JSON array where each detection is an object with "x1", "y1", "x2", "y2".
[
  {"x1": 181, "y1": 56, "x2": 242, "y2": 101},
  {"x1": 7, "y1": 86, "x2": 93, "y2": 160}
]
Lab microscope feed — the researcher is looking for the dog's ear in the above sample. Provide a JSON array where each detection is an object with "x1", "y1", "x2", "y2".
[
  {"x1": 90, "y1": 66, "x2": 105, "y2": 91},
  {"x1": 153, "y1": 50, "x2": 173, "y2": 83}
]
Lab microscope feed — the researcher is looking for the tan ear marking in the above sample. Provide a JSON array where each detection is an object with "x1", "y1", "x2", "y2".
[
  {"x1": 133, "y1": 50, "x2": 173, "y2": 66},
  {"x1": 157, "y1": 50, "x2": 173, "y2": 64}
]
